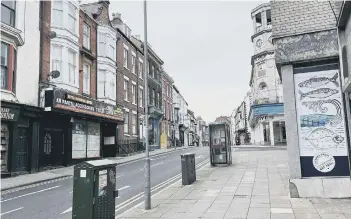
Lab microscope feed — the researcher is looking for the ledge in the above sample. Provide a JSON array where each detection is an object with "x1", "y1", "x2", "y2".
[{"x1": 1, "y1": 23, "x2": 24, "y2": 46}]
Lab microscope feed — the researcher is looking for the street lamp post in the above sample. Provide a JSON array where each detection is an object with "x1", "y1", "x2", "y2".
[{"x1": 143, "y1": 0, "x2": 151, "y2": 210}]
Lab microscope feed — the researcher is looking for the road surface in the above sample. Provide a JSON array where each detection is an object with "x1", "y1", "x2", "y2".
[{"x1": 0, "y1": 147, "x2": 209, "y2": 219}]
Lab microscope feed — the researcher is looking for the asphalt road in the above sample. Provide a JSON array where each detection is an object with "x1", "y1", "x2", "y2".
[{"x1": 0, "y1": 146, "x2": 210, "y2": 219}]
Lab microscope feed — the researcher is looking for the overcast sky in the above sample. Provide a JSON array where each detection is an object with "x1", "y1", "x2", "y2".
[{"x1": 109, "y1": 0, "x2": 267, "y2": 122}]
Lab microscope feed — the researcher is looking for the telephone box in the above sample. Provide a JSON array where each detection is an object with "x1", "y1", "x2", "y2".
[
  {"x1": 72, "y1": 160, "x2": 118, "y2": 219},
  {"x1": 209, "y1": 122, "x2": 232, "y2": 166}
]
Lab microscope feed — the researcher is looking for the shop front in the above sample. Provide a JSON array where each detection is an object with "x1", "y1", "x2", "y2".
[
  {"x1": 40, "y1": 88, "x2": 124, "y2": 170},
  {"x1": 148, "y1": 106, "x2": 163, "y2": 149},
  {"x1": 1, "y1": 101, "x2": 42, "y2": 176}
]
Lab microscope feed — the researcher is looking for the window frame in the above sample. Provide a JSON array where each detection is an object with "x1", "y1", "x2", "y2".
[
  {"x1": 139, "y1": 60, "x2": 143, "y2": 79},
  {"x1": 1, "y1": 1, "x2": 16, "y2": 27},
  {"x1": 68, "y1": 2, "x2": 76, "y2": 33},
  {"x1": 132, "y1": 113, "x2": 137, "y2": 135},
  {"x1": 123, "y1": 48, "x2": 129, "y2": 69},
  {"x1": 124, "y1": 79, "x2": 129, "y2": 101},
  {"x1": 131, "y1": 55, "x2": 136, "y2": 74},
  {"x1": 68, "y1": 49, "x2": 77, "y2": 86},
  {"x1": 132, "y1": 83, "x2": 136, "y2": 104},
  {"x1": 1, "y1": 42, "x2": 10, "y2": 90},
  {"x1": 139, "y1": 87, "x2": 143, "y2": 107},
  {"x1": 124, "y1": 111, "x2": 129, "y2": 134},
  {"x1": 83, "y1": 62, "x2": 91, "y2": 94},
  {"x1": 83, "y1": 22, "x2": 91, "y2": 50}
]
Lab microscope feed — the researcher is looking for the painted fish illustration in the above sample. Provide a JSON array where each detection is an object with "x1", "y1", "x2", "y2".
[
  {"x1": 298, "y1": 73, "x2": 339, "y2": 88},
  {"x1": 303, "y1": 127, "x2": 344, "y2": 150},
  {"x1": 298, "y1": 88, "x2": 338, "y2": 100}
]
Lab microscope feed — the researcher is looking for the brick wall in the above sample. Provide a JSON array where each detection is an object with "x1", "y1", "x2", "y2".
[
  {"x1": 271, "y1": 0, "x2": 343, "y2": 38},
  {"x1": 79, "y1": 10, "x2": 97, "y2": 98},
  {"x1": 40, "y1": 1, "x2": 51, "y2": 82}
]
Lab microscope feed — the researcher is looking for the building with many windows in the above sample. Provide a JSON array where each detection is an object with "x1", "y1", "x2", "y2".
[
  {"x1": 111, "y1": 13, "x2": 145, "y2": 155},
  {"x1": 160, "y1": 70, "x2": 174, "y2": 149},
  {"x1": 248, "y1": 3, "x2": 286, "y2": 146},
  {"x1": 173, "y1": 85, "x2": 189, "y2": 147},
  {"x1": 39, "y1": 0, "x2": 124, "y2": 170},
  {"x1": 1, "y1": 0, "x2": 42, "y2": 175},
  {"x1": 131, "y1": 36, "x2": 164, "y2": 149}
]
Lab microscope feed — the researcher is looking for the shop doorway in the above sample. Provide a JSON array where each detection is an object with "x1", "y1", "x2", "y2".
[
  {"x1": 40, "y1": 129, "x2": 64, "y2": 170},
  {"x1": 15, "y1": 127, "x2": 29, "y2": 173}
]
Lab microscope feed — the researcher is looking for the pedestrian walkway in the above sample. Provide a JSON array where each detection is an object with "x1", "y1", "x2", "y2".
[
  {"x1": 1, "y1": 146, "x2": 190, "y2": 191},
  {"x1": 117, "y1": 149, "x2": 351, "y2": 219}
]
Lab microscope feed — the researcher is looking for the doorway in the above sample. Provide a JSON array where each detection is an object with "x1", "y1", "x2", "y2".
[
  {"x1": 40, "y1": 129, "x2": 64, "y2": 169},
  {"x1": 15, "y1": 127, "x2": 29, "y2": 173}
]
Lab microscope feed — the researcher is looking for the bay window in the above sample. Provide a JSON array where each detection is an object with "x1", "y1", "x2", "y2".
[
  {"x1": 83, "y1": 23, "x2": 90, "y2": 50},
  {"x1": 52, "y1": 45, "x2": 62, "y2": 74},
  {"x1": 1, "y1": 1, "x2": 16, "y2": 27},
  {"x1": 1, "y1": 42, "x2": 9, "y2": 90},
  {"x1": 98, "y1": 33, "x2": 106, "y2": 56},
  {"x1": 68, "y1": 2, "x2": 76, "y2": 33},
  {"x1": 68, "y1": 50, "x2": 76, "y2": 85},
  {"x1": 109, "y1": 74, "x2": 115, "y2": 100},
  {"x1": 83, "y1": 63, "x2": 90, "y2": 94},
  {"x1": 52, "y1": 0, "x2": 63, "y2": 27},
  {"x1": 108, "y1": 44, "x2": 115, "y2": 60}
]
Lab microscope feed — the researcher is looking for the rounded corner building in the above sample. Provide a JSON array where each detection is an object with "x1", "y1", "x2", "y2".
[{"x1": 248, "y1": 3, "x2": 286, "y2": 146}]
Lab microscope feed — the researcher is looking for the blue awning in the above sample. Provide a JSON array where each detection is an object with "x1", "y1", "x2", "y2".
[{"x1": 249, "y1": 103, "x2": 284, "y2": 119}]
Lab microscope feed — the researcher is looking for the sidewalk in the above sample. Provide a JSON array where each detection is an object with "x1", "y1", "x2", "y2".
[
  {"x1": 1, "y1": 146, "x2": 190, "y2": 191},
  {"x1": 118, "y1": 149, "x2": 351, "y2": 219}
]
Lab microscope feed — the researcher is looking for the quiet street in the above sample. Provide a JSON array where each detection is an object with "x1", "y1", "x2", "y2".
[{"x1": 0, "y1": 147, "x2": 209, "y2": 219}]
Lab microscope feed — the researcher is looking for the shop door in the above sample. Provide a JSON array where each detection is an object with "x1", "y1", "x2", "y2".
[
  {"x1": 16, "y1": 127, "x2": 29, "y2": 172},
  {"x1": 42, "y1": 130, "x2": 64, "y2": 168}
]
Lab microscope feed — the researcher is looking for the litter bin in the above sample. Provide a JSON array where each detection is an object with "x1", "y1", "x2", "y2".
[
  {"x1": 72, "y1": 160, "x2": 118, "y2": 219},
  {"x1": 180, "y1": 153, "x2": 196, "y2": 185}
]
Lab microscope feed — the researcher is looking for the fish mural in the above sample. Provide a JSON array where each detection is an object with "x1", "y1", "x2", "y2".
[
  {"x1": 298, "y1": 73, "x2": 339, "y2": 88},
  {"x1": 303, "y1": 127, "x2": 344, "y2": 150},
  {"x1": 302, "y1": 99, "x2": 342, "y2": 127},
  {"x1": 300, "y1": 114, "x2": 335, "y2": 127},
  {"x1": 298, "y1": 88, "x2": 338, "y2": 100}
]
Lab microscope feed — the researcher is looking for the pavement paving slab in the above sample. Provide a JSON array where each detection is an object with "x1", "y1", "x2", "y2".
[{"x1": 117, "y1": 149, "x2": 351, "y2": 219}]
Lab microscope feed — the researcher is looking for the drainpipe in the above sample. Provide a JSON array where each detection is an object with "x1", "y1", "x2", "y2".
[{"x1": 37, "y1": 1, "x2": 44, "y2": 107}]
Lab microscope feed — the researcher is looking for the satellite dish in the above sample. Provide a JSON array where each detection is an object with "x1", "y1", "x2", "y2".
[{"x1": 50, "y1": 70, "x2": 60, "y2": 79}]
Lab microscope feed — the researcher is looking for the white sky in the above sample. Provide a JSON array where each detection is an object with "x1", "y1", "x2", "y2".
[{"x1": 108, "y1": 0, "x2": 267, "y2": 122}]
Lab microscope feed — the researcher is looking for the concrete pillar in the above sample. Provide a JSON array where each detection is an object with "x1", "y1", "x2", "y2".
[
  {"x1": 259, "y1": 123, "x2": 265, "y2": 145},
  {"x1": 281, "y1": 64, "x2": 301, "y2": 179},
  {"x1": 269, "y1": 121, "x2": 275, "y2": 146}
]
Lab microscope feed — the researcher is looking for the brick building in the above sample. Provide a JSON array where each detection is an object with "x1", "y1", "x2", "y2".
[
  {"x1": 271, "y1": 0, "x2": 351, "y2": 198},
  {"x1": 39, "y1": 0, "x2": 124, "y2": 170},
  {"x1": 111, "y1": 13, "x2": 145, "y2": 154},
  {"x1": 160, "y1": 70, "x2": 174, "y2": 149}
]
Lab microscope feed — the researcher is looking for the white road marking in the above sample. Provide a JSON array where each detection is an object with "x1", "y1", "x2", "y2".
[
  {"x1": 196, "y1": 155, "x2": 203, "y2": 159},
  {"x1": 1, "y1": 186, "x2": 61, "y2": 203},
  {"x1": 115, "y1": 159, "x2": 210, "y2": 217},
  {"x1": 116, "y1": 175, "x2": 124, "y2": 179},
  {"x1": 117, "y1": 186, "x2": 130, "y2": 191},
  {"x1": 150, "y1": 155, "x2": 167, "y2": 160},
  {"x1": 61, "y1": 207, "x2": 72, "y2": 214},
  {"x1": 0, "y1": 207, "x2": 24, "y2": 216},
  {"x1": 116, "y1": 159, "x2": 210, "y2": 213}
]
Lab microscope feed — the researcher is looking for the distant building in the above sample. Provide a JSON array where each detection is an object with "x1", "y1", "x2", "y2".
[
  {"x1": 248, "y1": 2, "x2": 286, "y2": 146},
  {"x1": 160, "y1": 70, "x2": 174, "y2": 149}
]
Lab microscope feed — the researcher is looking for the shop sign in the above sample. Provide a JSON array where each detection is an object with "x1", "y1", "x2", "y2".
[
  {"x1": 46, "y1": 89, "x2": 124, "y2": 122},
  {"x1": 1, "y1": 107, "x2": 19, "y2": 121}
]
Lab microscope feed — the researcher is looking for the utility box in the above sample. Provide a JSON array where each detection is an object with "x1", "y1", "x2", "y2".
[
  {"x1": 72, "y1": 160, "x2": 118, "y2": 219},
  {"x1": 180, "y1": 153, "x2": 196, "y2": 185}
]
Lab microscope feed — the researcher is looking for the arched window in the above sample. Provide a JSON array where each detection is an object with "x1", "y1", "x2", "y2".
[
  {"x1": 259, "y1": 82, "x2": 267, "y2": 90},
  {"x1": 44, "y1": 133, "x2": 52, "y2": 154}
]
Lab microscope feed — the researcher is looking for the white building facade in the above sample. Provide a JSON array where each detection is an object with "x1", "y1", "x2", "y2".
[
  {"x1": 1, "y1": 0, "x2": 44, "y2": 174},
  {"x1": 248, "y1": 3, "x2": 286, "y2": 146}
]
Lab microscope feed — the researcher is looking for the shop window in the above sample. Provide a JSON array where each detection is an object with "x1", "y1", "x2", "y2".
[
  {"x1": 72, "y1": 119, "x2": 100, "y2": 159},
  {"x1": 44, "y1": 133, "x2": 52, "y2": 155},
  {"x1": 1, "y1": 1, "x2": 16, "y2": 27},
  {"x1": 1, "y1": 123, "x2": 9, "y2": 173}
]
